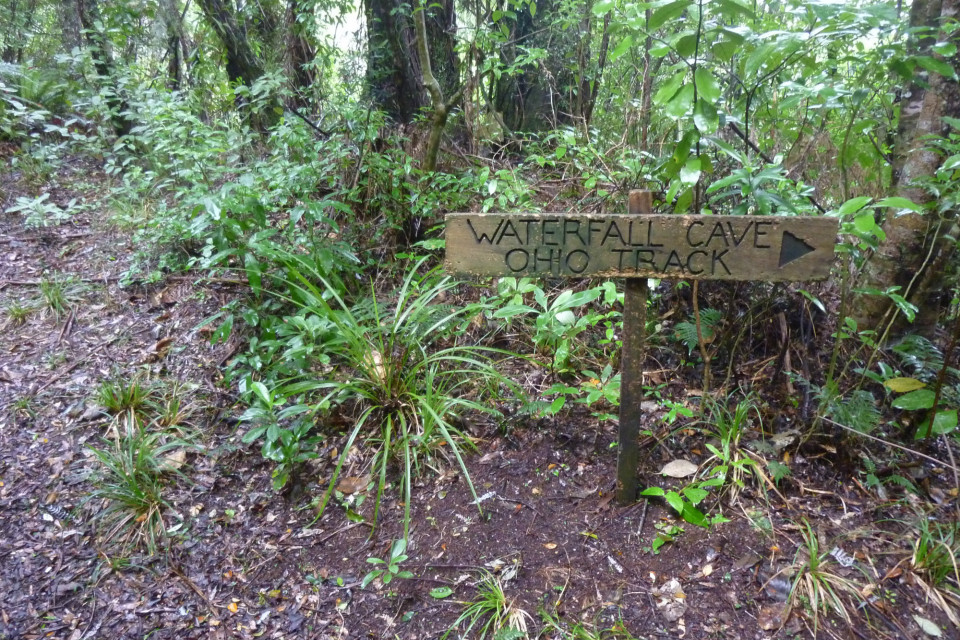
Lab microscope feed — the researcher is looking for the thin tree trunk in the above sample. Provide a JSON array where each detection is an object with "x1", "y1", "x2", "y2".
[
  {"x1": 159, "y1": 0, "x2": 187, "y2": 89},
  {"x1": 853, "y1": 0, "x2": 959, "y2": 336},
  {"x1": 286, "y1": 0, "x2": 316, "y2": 102},
  {"x1": 196, "y1": 0, "x2": 278, "y2": 129},
  {"x1": 413, "y1": 0, "x2": 462, "y2": 172},
  {"x1": 77, "y1": 0, "x2": 133, "y2": 137},
  {"x1": 364, "y1": 0, "x2": 458, "y2": 124},
  {"x1": 583, "y1": 12, "x2": 611, "y2": 128}
]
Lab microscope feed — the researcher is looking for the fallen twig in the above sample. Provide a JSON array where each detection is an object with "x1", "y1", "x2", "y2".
[{"x1": 821, "y1": 417, "x2": 960, "y2": 474}]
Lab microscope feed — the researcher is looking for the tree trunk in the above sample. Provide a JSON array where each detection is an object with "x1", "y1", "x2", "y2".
[
  {"x1": 159, "y1": 0, "x2": 186, "y2": 89},
  {"x1": 3, "y1": 0, "x2": 38, "y2": 63},
  {"x1": 582, "y1": 12, "x2": 611, "y2": 129},
  {"x1": 492, "y1": 0, "x2": 575, "y2": 132},
  {"x1": 364, "y1": 0, "x2": 458, "y2": 123},
  {"x1": 76, "y1": 0, "x2": 133, "y2": 137},
  {"x1": 286, "y1": 0, "x2": 316, "y2": 102},
  {"x1": 853, "y1": 0, "x2": 960, "y2": 336},
  {"x1": 58, "y1": 1, "x2": 83, "y2": 54},
  {"x1": 196, "y1": 0, "x2": 278, "y2": 129},
  {"x1": 414, "y1": 0, "x2": 463, "y2": 172}
]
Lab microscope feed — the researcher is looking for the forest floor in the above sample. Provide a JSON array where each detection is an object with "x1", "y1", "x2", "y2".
[{"x1": 1, "y1": 161, "x2": 959, "y2": 640}]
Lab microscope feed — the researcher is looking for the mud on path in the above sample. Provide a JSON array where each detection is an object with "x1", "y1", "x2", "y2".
[{"x1": 0, "y1": 164, "x2": 957, "y2": 640}]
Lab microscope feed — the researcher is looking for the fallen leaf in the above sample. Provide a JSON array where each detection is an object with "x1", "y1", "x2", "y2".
[
  {"x1": 543, "y1": 543, "x2": 557, "y2": 549},
  {"x1": 758, "y1": 603, "x2": 790, "y2": 631},
  {"x1": 159, "y1": 449, "x2": 187, "y2": 472},
  {"x1": 227, "y1": 602, "x2": 238, "y2": 613},
  {"x1": 732, "y1": 552, "x2": 762, "y2": 572},
  {"x1": 913, "y1": 614, "x2": 942, "y2": 637},
  {"x1": 701, "y1": 563, "x2": 713, "y2": 577},
  {"x1": 884, "y1": 377, "x2": 926, "y2": 393},
  {"x1": 660, "y1": 459, "x2": 699, "y2": 478},
  {"x1": 154, "y1": 337, "x2": 174, "y2": 357},
  {"x1": 336, "y1": 475, "x2": 371, "y2": 495}
]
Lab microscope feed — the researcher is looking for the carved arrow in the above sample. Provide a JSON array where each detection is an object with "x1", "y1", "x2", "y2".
[{"x1": 779, "y1": 230, "x2": 816, "y2": 268}]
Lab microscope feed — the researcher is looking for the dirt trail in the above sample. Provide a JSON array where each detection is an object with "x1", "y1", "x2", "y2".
[{"x1": 0, "y1": 166, "x2": 954, "y2": 640}]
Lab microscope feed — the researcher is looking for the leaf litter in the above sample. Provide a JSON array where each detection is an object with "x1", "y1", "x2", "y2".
[{"x1": 0, "y1": 169, "x2": 957, "y2": 640}]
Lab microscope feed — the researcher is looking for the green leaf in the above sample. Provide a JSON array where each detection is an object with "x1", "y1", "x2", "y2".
[
  {"x1": 712, "y1": 39, "x2": 738, "y2": 61},
  {"x1": 592, "y1": 0, "x2": 614, "y2": 15},
  {"x1": 429, "y1": 586, "x2": 454, "y2": 599},
  {"x1": 715, "y1": 0, "x2": 753, "y2": 19},
  {"x1": 874, "y1": 196, "x2": 922, "y2": 212},
  {"x1": 838, "y1": 196, "x2": 872, "y2": 216},
  {"x1": 941, "y1": 155, "x2": 960, "y2": 172},
  {"x1": 250, "y1": 381, "x2": 272, "y2": 407},
  {"x1": 680, "y1": 156, "x2": 702, "y2": 185},
  {"x1": 916, "y1": 410, "x2": 958, "y2": 439},
  {"x1": 653, "y1": 71, "x2": 685, "y2": 106},
  {"x1": 933, "y1": 41, "x2": 957, "y2": 57},
  {"x1": 914, "y1": 55, "x2": 957, "y2": 79},
  {"x1": 245, "y1": 252, "x2": 262, "y2": 294},
  {"x1": 676, "y1": 34, "x2": 698, "y2": 58},
  {"x1": 610, "y1": 36, "x2": 633, "y2": 62},
  {"x1": 665, "y1": 490, "x2": 685, "y2": 514},
  {"x1": 853, "y1": 212, "x2": 876, "y2": 233},
  {"x1": 694, "y1": 69, "x2": 721, "y2": 102},
  {"x1": 682, "y1": 487, "x2": 708, "y2": 505},
  {"x1": 693, "y1": 100, "x2": 718, "y2": 134},
  {"x1": 892, "y1": 388, "x2": 936, "y2": 410},
  {"x1": 666, "y1": 83, "x2": 695, "y2": 118},
  {"x1": 649, "y1": 0, "x2": 689, "y2": 30},
  {"x1": 241, "y1": 426, "x2": 268, "y2": 444},
  {"x1": 548, "y1": 395, "x2": 566, "y2": 415},
  {"x1": 883, "y1": 377, "x2": 926, "y2": 393},
  {"x1": 361, "y1": 570, "x2": 381, "y2": 588},
  {"x1": 681, "y1": 502, "x2": 708, "y2": 527},
  {"x1": 641, "y1": 486, "x2": 665, "y2": 497}
]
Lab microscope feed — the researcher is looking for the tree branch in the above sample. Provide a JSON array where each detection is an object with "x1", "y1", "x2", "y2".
[{"x1": 726, "y1": 121, "x2": 826, "y2": 214}]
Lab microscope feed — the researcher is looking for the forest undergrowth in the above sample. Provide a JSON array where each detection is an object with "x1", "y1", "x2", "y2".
[{"x1": 2, "y1": 28, "x2": 960, "y2": 637}]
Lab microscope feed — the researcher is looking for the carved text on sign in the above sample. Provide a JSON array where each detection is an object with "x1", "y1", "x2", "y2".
[{"x1": 445, "y1": 213, "x2": 837, "y2": 282}]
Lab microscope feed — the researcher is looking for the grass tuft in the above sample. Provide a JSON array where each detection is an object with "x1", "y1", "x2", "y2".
[
  {"x1": 909, "y1": 515, "x2": 960, "y2": 625},
  {"x1": 86, "y1": 419, "x2": 189, "y2": 555},
  {"x1": 443, "y1": 572, "x2": 532, "y2": 640}
]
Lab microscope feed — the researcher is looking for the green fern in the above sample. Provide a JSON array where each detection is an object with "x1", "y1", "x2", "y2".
[
  {"x1": 892, "y1": 335, "x2": 942, "y2": 378},
  {"x1": 886, "y1": 474, "x2": 920, "y2": 495},
  {"x1": 674, "y1": 308, "x2": 722, "y2": 355},
  {"x1": 826, "y1": 389, "x2": 881, "y2": 434},
  {"x1": 767, "y1": 460, "x2": 791, "y2": 484}
]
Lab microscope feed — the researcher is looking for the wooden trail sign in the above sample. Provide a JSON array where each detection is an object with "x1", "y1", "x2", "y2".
[
  {"x1": 445, "y1": 213, "x2": 837, "y2": 282},
  {"x1": 444, "y1": 192, "x2": 838, "y2": 504}
]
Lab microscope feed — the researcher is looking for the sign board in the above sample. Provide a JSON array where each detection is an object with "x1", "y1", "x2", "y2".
[
  {"x1": 445, "y1": 198, "x2": 839, "y2": 505},
  {"x1": 445, "y1": 213, "x2": 838, "y2": 281}
]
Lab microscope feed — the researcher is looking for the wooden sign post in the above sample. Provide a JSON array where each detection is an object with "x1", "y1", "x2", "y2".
[{"x1": 445, "y1": 191, "x2": 838, "y2": 503}]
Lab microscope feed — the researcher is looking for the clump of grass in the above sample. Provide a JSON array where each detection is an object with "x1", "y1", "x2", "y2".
[
  {"x1": 443, "y1": 572, "x2": 532, "y2": 640},
  {"x1": 97, "y1": 374, "x2": 154, "y2": 419},
  {"x1": 149, "y1": 381, "x2": 198, "y2": 433},
  {"x1": 86, "y1": 420, "x2": 189, "y2": 555},
  {"x1": 784, "y1": 520, "x2": 866, "y2": 632},
  {"x1": 910, "y1": 516, "x2": 960, "y2": 625},
  {"x1": 244, "y1": 254, "x2": 520, "y2": 537},
  {"x1": 11, "y1": 394, "x2": 37, "y2": 419},
  {"x1": 540, "y1": 608, "x2": 639, "y2": 639},
  {"x1": 700, "y1": 395, "x2": 762, "y2": 502},
  {"x1": 3, "y1": 300, "x2": 36, "y2": 327},
  {"x1": 38, "y1": 273, "x2": 84, "y2": 320}
]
